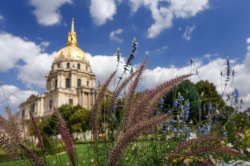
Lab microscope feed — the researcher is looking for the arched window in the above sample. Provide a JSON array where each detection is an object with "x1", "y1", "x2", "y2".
[
  {"x1": 77, "y1": 63, "x2": 80, "y2": 69},
  {"x1": 58, "y1": 63, "x2": 60, "y2": 68},
  {"x1": 86, "y1": 66, "x2": 88, "y2": 71},
  {"x1": 67, "y1": 63, "x2": 70, "y2": 69}
]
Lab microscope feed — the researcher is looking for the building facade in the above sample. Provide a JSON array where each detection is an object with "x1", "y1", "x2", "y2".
[{"x1": 17, "y1": 19, "x2": 106, "y2": 137}]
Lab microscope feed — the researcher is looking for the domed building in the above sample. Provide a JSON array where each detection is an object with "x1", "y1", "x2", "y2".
[{"x1": 18, "y1": 19, "x2": 109, "y2": 137}]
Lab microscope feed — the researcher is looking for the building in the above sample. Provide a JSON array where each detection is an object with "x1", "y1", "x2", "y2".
[{"x1": 17, "y1": 19, "x2": 109, "y2": 137}]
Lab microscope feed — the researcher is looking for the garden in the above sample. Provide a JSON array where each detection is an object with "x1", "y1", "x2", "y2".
[{"x1": 0, "y1": 39, "x2": 250, "y2": 165}]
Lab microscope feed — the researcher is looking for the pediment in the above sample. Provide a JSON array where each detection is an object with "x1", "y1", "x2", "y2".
[{"x1": 26, "y1": 94, "x2": 38, "y2": 103}]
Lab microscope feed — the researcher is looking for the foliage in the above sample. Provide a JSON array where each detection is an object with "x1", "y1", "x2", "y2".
[
  {"x1": 162, "y1": 80, "x2": 201, "y2": 121},
  {"x1": 38, "y1": 104, "x2": 91, "y2": 135},
  {"x1": 70, "y1": 108, "x2": 91, "y2": 133},
  {"x1": 195, "y1": 80, "x2": 226, "y2": 109}
]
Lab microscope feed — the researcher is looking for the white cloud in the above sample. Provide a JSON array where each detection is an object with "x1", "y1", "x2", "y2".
[
  {"x1": 244, "y1": 37, "x2": 250, "y2": 73},
  {"x1": 182, "y1": 24, "x2": 196, "y2": 41},
  {"x1": 90, "y1": 0, "x2": 116, "y2": 25},
  {"x1": 29, "y1": 0, "x2": 72, "y2": 26},
  {"x1": 40, "y1": 41, "x2": 50, "y2": 51},
  {"x1": 110, "y1": 28, "x2": 123, "y2": 43},
  {"x1": 129, "y1": 0, "x2": 209, "y2": 38},
  {"x1": 203, "y1": 53, "x2": 219, "y2": 59},
  {"x1": 16, "y1": 52, "x2": 56, "y2": 88},
  {"x1": 162, "y1": 45, "x2": 168, "y2": 49},
  {"x1": 203, "y1": 54, "x2": 211, "y2": 59},
  {"x1": 86, "y1": 52, "x2": 127, "y2": 90},
  {"x1": 0, "y1": 85, "x2": 34, "y2": 114},
  {"x1": 0, "y1": 15, "x2": 4, "y2": 21},
  {"x1": 0, "y1": 32, "x2": 55, "y2": 88},
  {"x1": 155, "y1": 45, "x2": 169, "y2": 52}
]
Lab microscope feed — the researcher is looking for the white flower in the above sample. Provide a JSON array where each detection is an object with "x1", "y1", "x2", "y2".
[
  {"x1": 188, "y1": 132, "x2": 197, "y2": 139},
  {"x1": 226, "y1": 143, "x2": 233, "y2": 148}
]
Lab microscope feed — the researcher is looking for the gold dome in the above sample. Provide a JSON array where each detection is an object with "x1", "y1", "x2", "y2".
[
  {"x1": 55, "y1": 45, "x2": 88, "y2": 61},
  {"x1": 55, "y1": 19, "x2": 88, "y2": 62}
]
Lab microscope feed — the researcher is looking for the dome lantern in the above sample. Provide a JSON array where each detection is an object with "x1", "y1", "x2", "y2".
[{"x1": 54, "y1": 19, "x2": 88, "y2": 62}]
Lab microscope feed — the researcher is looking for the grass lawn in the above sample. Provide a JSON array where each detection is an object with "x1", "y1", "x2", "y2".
[{"x1": 0, "y1": 143, "x2": 93, "y2": 166}]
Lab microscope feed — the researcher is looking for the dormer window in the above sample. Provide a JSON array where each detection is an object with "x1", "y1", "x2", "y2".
[{"x1": 67, "y1": 63, "x2": 70, "y2": 69}]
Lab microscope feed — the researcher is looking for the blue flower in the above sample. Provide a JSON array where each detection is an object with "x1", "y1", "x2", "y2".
[
  {"x1": 171, "y1": 120, "x2": 177, "y2": 123},
  {"x1": 200, "y1": 127, "x2": 205, "y2": 133},
  {"x1": 208, "y1": 102, "x2": 213, "y2": 111},
  {"x1": 173, "y1": 128, "x2": 177, "y2": 132},
  {"x1": 173, "y1": 100, "x2": 179, "y2": 109}
]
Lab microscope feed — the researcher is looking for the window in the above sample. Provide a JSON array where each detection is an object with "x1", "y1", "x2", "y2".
[
  {"x1": 69, "y1": 99, "x2": 73, "y2": 105},
  {"x1": 58, "y1": 63, "x2": 60, "y2": 68},
  {"x1": 77, "y1": 79, "x2": 81, "y2": 87},
  {"x1": 31, "y1": 103, "x2": 35, "y2": 113},
  {"x1": 87, "y1": 81, "x2": 89, "y2": 86},
  {"x1": 67, "y1": 62, "x2": 70, "y2": 69},
  {"x1": 66, "y1": 78, "x2": 70, "y2": 88},
  {"x1": 55, "y1": 79, "x2": 57, "y2": 89},
  {"x1": 77, "y1": 63, "x2": 80, "y2": 69},
  {"x1": 49, "y1": 100, "x2": 53, "y2": 109},
  {"x1": 86, "y1": 66, "x2": 88, "y2": 71},
  {"x1": 22, "y1": 109, "x2": 25, "y2": 119}
]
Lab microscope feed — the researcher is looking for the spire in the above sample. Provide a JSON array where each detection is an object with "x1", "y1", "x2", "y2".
[
  {"x1": 71, "y1": 18, "x2": 74, "y2": 32},
  {"x1": 66, "y1": 18, "x2": 78, "y2": 46}
]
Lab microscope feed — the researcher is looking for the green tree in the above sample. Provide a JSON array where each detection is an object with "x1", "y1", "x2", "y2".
[
  {"x1": 70, "y1": 108, "x2": 91, "y2": 133},
  {"x1": 195, "y1": 80, "x2": 226, "y2": 109},
  {"x1": 162, "y1": 80, "x2": 201, "y2": 120},
  {"x1": 38, "y1": 104, "x2": 91, "y2": 136}
]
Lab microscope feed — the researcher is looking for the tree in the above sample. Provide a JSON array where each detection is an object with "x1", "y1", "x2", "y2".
[
  {"x1": 161, "y1": 80, "x2": 201, "y2": 120},
  {"x1": 195, "y1": 80, "x2": 226, "y2": 109},
  {"x1": 38, "y1": 104, "x2": 91, "y2": 136},
  {"x1": 70, "y1": 108, "x2": 91, "y2": 133}
]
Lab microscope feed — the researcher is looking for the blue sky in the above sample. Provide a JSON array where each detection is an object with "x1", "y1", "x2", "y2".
[{"x1": 0, "y1": 0, "x2": 250, "y2": 113}]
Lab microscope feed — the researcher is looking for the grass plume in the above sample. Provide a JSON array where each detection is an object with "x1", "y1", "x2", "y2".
[
  {"x1": 108, "y1": 115, "x2": 171, "y2": 166},
  {"x1": 29, "y1": 111, "x2": 44, "y2": 152},
  {"x1": 19, "y1": 144, "x2": 46, "y2": 166},
  {"x1": 91, "y1": 71, "x2": 116, "y2": 149},
  {"x1": 54, "y1": 108, "x2": 76, "y2": 166}
]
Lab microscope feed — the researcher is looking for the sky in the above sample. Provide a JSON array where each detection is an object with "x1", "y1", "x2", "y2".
[{"x1": 0, "y1": 0, "x2": 250, "y2": 114}]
